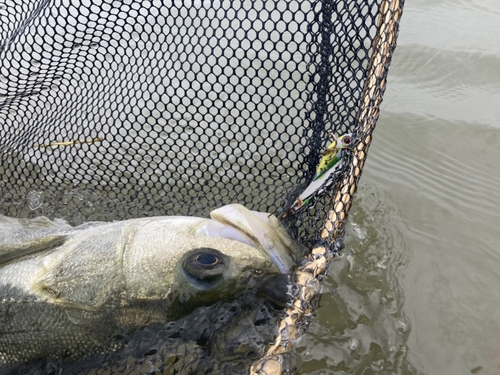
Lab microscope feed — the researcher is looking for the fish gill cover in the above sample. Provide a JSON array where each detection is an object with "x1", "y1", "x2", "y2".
[{"x1": 0, "y1": 0, "x2": 404, "y2": 373}]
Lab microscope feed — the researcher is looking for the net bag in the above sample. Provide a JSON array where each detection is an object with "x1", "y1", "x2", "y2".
[{"x1": 0, "y1": 0, "x2": 404, "y2": 373}]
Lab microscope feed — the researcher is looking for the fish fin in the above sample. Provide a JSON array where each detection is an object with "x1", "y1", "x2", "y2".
[{"x1": 0, "y1": 235, "x2": 67, "y2": 266}]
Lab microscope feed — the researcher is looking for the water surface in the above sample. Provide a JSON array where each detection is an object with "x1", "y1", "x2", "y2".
[{"x1": 300, "y1": 0, "x2": 500, "y2": 374}]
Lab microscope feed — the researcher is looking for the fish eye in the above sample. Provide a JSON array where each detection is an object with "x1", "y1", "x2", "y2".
[
  {"x1": 195, "y1": 253, "x2": 219, "y2": 266},
  {"x1": 183, "y1": 248, "x2": 227, "y2": 287}
]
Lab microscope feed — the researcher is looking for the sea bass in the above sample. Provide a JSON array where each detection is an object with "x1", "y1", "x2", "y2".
[{"x1": 0, "y1": 204, "x2": 304, "y2": 364}]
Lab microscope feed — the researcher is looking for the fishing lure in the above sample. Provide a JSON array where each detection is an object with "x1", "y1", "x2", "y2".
[
  {"x1": 32, "y1": 137, "x2": 103, "y2": 148},
  {"x1": 280, "y1": 133, "x2": 353, "y2": 219}
]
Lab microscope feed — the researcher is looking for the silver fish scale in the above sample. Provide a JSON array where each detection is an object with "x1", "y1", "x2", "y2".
[
  {"x1": 0, "y1": 289, "x2": 117, "y2": 364},
  {"x1": 5, "y1": 296, "x2": 286, "y2": 375}
]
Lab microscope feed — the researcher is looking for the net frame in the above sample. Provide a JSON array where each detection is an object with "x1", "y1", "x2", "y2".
[{"x1": 251, "y1": 0, "x2": 404, "y2": 372}]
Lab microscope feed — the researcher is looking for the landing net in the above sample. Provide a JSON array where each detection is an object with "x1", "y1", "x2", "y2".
[{"x1": 0, "y1": 0, "x2": 404, "y2": 373}]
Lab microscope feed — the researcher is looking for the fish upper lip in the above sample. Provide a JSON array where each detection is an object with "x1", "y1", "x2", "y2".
[
  {"x1": 196, "y1": 220, "x2": 259, "y2": 249},
  {"x1": 196, "y1": 217, "x2": 295, "y2": 274},
  {"x1": 198, "y1": 204, "x2": 295, "y2": 273}
]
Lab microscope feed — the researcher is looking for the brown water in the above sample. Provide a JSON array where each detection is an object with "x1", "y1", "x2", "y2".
[{"x1": 299, "y1": 1, "x2": 500, "y2": 374}]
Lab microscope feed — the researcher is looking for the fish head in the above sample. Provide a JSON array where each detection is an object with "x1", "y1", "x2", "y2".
[
  {"x1": 123, "y1": 204, "x2": 306, "y2": 320},
  {"x1": 0, "y1": 206, "x2": 305, "y2": 362}
]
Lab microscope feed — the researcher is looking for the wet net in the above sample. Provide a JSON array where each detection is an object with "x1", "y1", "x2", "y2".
[
  {"x1": 0, "y1": 0, "x2": 404, "y2": 373},
  {"x1": 3, "y1": 0, "x2": 382, "y2": 240}
]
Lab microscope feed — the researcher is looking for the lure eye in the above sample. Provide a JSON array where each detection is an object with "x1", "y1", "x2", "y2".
[
  {"x1": 341, "y1": 136, "x2": 352, "y2": 146},
  {"x1": 183, "y1": 248, "x2": 227, "y2": 286}
]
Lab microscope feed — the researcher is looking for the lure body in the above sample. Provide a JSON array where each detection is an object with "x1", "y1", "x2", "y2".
[
  {"x1": 281, "y1": 133, "x2": 353, "y2": 218},
  {"x1": 315, "y1": 133, "x2": 353, "y2": 180}
]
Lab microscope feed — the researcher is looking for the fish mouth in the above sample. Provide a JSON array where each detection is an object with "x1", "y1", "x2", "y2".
[{"x1": 197, "y1": 204, "x2": 306, "y2": 273}]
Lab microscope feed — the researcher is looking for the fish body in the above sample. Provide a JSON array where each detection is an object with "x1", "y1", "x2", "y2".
[{"x1": 0, "y1": 204, "x2": 304, "y2": 364}]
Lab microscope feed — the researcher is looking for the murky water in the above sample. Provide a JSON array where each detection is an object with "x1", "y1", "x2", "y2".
[{"x1": 300, "y1": 1, "x2": 500, "y2": 374}]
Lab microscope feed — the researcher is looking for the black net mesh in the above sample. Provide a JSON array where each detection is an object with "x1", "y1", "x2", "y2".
[{"x1": 1, "y1": 0, "x2": 377, "y2": 245}]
